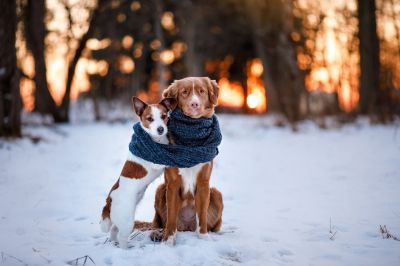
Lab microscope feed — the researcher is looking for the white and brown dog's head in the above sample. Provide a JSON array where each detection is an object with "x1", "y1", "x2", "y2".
[
  {"x1": 162, "y1": 77, "x2": 219, "y2": 118},
  {"x1": 132, "y1": 97, "x2": 177, "y2": 141}
]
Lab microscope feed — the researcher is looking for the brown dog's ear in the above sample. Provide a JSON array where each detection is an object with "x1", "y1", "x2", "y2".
[
  {"x1": 162, "y1": 81, "x2": 179, "y2": 98},
  {"x1": 209, "y1": 79, "x2": 220, "y2": 105},
  {"x1": 132, "y1": 96, "x2": 147, "y2": 116},
  {"x1": 160, "y1": 97, "x2": 178, "y2": 111}
]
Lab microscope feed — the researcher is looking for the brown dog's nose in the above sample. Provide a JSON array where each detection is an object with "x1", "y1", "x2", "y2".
[{"x1": 191, "y1": 102, "x2": 199, "y2": 109}]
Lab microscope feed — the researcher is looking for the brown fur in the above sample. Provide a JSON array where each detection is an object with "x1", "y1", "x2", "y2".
[
  {"x1": 162, "y1": 77, "x2": 219, "y2": 118},
  {"x1": 120, "y1": 161, "x2": 147, "y2": 179},
  {"x1": 101, "y1": 179, "x2": 120, "y2": 220},
  {"x1": 140, "y1": 106, "x2": 153, "y2": 129},
  {"x1": 150, "y1": 77, "x2": 223, "y2": 241},
  {"x1": 151, "y1": 180, "x2": 223, "y2": 241}
]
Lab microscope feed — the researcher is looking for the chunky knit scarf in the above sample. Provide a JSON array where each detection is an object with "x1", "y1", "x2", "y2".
[{"x1": 129, "y1": 108, "x2": 222, "y2": 168}]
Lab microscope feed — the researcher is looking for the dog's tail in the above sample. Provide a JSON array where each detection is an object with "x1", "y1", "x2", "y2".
[{"x1": 100, "y1": 202, "x2": 112, "y2": 233}]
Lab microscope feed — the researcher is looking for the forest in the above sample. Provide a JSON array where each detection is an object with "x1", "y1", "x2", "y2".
[
  {"x1": 0, "y1": 0, "x2": 399, "y2": 137},
  {"x1": 1, "y1": 1, "x2": 400, "y2": 265}
]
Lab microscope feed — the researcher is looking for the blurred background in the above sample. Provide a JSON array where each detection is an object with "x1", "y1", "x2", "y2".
[
  {"x1": 1, "y1": 0, "x2": 400, "y2": 137},
  {"x1": 1, "y1": 2, "x2": 400, "y2": 264}
]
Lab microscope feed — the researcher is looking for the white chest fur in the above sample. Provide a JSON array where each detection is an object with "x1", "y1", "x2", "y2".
[{"x1": 179, "y1": 163, "x2": 207, "y2": 194}]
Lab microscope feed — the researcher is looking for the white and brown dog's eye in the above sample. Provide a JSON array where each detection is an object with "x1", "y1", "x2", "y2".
[
  {"x1": 161, "y1": 114, "x2": 167, "y2": 120},
  {"x1": 147, "y1": 116, "x2": 154, "y2": 122}
]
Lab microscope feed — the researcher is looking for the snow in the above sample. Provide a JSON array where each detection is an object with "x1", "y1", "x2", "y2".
[{"x1": 1, "y1": 114, "x2": 400, "y2": 266}]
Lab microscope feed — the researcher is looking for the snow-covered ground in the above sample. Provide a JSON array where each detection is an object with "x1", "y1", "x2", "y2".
[{"x1": 0, "y1": 114, "x2": 399, "y2": 266}]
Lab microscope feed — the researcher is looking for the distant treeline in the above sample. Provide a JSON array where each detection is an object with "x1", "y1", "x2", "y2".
[{"x1": 1, "y1": 0, "x2": 399, "y2": 137}]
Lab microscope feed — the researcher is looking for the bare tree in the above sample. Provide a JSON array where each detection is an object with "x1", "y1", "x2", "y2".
[
  {"x1": 58, "y1": 1, "x2": 104, "y2": 122},
  {"x1": 357, "y1": 0, "x2": 380, "y2": 114},
  {"x1": 0, "y1": 0, "x2": 21, "y2": 137},
  {"x1": 24, "y1": 0, "x2": 60, "y2": 120},
  {"x1": 244, "y1": 0, "x2": 305, "y2": 122}
]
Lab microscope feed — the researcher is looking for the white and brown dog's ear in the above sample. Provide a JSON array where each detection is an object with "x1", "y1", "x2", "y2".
[
  {"x1": 208, "y1": 79, "x2": 220, "y2": 106},
  {"x1": 162, "y1": 80, "x2": 179, "y2": 98},
  {"x1": 160, "y1": 97, "x2": 178, "y2": 111},
  {"x1": 132, "y1": 96, "x2": 147, "y2": 116}
]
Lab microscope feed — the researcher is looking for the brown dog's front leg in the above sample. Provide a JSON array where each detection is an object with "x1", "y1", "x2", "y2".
[
  {"x1": 162, "y1": 169, "x2": 182, "y2": 243},
  {"x1": 195, "y1": 163, "x2": 212, "y2": 236}
]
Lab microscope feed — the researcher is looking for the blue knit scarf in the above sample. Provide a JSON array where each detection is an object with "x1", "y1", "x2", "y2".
[{"x1": 129, "y1": 108, "x2": 222, "y2": 168}]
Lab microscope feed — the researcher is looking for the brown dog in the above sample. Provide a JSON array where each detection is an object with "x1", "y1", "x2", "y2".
[{"x1": 151, "y1": 77, "x2": 224, "y2": 244}]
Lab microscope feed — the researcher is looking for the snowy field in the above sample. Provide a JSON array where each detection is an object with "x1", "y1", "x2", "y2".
[{"x1": 0, "y1": 113, "x2": 399, "y2": 266}]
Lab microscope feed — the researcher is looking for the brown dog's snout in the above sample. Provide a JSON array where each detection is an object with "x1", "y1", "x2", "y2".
[{"x1": 190, "y1": 102, "x2": 199, "y2": 109}]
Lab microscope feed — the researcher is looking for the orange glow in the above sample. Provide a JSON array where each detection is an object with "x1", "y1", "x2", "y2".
[
  {"x1": 118, "y1": 56, "x2": 135, "y2": 74},
  {"x1": 122, "y1": 35, "x2": 134, "y2": 49},
  {"x1": 133, "y1": 42, "x2": 143, "y2": 58},
  {"x1": 137, "y1": 80, "x2": 161, "y2": 103},
  {"x1": 130, "y1": 1, "x2": 141, "y2": 11},
  {"x1": 161, "y1": 12, "x2": 175, "y2": 31},
  {"x1": 172, "y1": 41, "x2": 186, "y2": 59},
  {"x1": 218, "y1": 78, "x2": 245, "y2": 108},
  {"x1": 86, "y1": 38, "x2": 111, "y2": 50},
  {"x1": 249, "y1": 58, "x2": 263, "y2": 77},
  {"x1": 46, "y1": 56, "x2": 67, "y2": 104},
  {"x1": 70, "y1": 58, "x2": 91, "y2": 100},
  {"x1": 246, "y1": 94, "x2": 259, "y2": 109},
  {"x1": 246, "y1": 78, "x2": 267, "y2": 112},
  {"x1": 20, "y1": 78, "x2": 35, "y2": 112},
  {"x1": 150, "y1": 39, "x2": 161, "y2": 50},
  {"x1": 216, "y1": 58, "x2": 267, "y2": 112},
  {"x1": 246, "y1": 59, "x2": 267, "y2": 112},
  {"x1": 160, "y1": 49, "x2": 175, "y2": 64}
]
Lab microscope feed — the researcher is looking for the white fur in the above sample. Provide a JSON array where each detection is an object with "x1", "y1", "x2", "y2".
[
  {"x1": 100, "y1": 217, "x2": 111, "y2": 232},
  {"x1": 165, "y1": 230, "x2": 177, "y2": 246},
  {"x1": 190, "y1": 89, "x2": 200, "y2": 107},
  {"x1": 101, "y1": 106, "x2": 168, "y2": 248},
  {"x1": 141, "y1": 106, "x2": 168, "y2": 144},
  {"x1": 179, "y1": 163, "x2": 206, "y2": 194},
  {"x1": 179, "y1": 162, "x2": 210, "y2": 240}
]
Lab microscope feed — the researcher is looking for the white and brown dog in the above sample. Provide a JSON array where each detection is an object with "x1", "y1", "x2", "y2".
[{"x1": 100, "y1": 96, "x2": 176, "y2": 249}]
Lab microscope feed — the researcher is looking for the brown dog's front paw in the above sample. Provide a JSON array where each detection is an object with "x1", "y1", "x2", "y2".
[{"x1": 150, "y1": 229, "x2": 163, "y2": 242}]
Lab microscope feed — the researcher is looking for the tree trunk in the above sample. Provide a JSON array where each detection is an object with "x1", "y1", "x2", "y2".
[
  {"x1": 357, "y1": 0, "x2": 380, "y2": 114},
  {"x1": 24, "y1": 0, "x2": 59, "y2": 120},
  {"x1": 153, "y1": 0, "x2": 168, "y2": 96},
  {"x1": 58, "y1": 4, "x2": 102, "y2": 122},
  {"x1": 245, "y1": 0, "x2": 305, "y2": 122},
  {"x1": 178, "y1": 1, "x2": 204, "y2": 76},
  {"x1": 252, "y1": 33, "x2": 281, "y2": 113},
  {"x1": 0, "y1": 0, "x2": 21, "y2": 137}
]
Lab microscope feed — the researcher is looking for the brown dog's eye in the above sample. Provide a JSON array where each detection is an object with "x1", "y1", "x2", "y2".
[
  {"x1": 200, "y1": 89, "x2": 205, "y2": 94},
  {"x1": 147, "y1": 117, "x2": 154, "y2": 122},
  {"x1": 182, "y1": 90, "x2": 188, "y2": 95}
]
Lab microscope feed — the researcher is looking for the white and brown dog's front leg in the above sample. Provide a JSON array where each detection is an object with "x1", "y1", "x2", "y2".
[{"x1": 109, "y1": 179, "x2": 139, "y2": 249}]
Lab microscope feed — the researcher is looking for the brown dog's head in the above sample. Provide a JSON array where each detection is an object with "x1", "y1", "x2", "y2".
[{"x1": 162, "y1": 77, "x2": 219, "y2": 118}]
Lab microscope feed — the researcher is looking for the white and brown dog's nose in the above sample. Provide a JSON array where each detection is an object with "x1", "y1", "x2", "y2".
[{"x1": 157, "y1": 126, "x2": 164, "y2": 135}]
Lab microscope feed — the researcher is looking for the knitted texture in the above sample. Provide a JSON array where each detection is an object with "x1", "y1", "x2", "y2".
[{"x1": 129, "y1": 108, "x2": 222, "y2": 168}]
